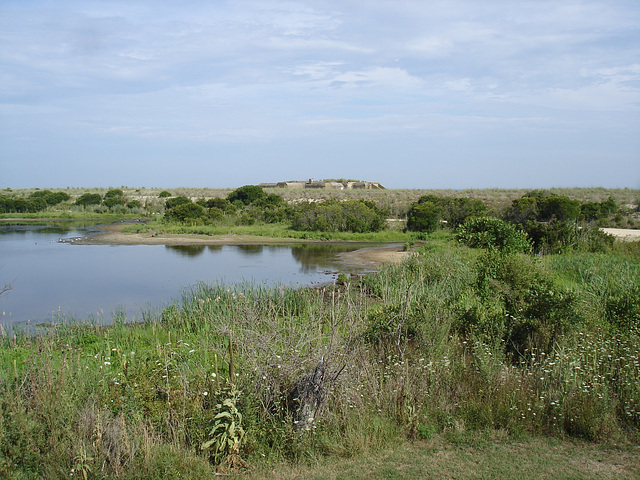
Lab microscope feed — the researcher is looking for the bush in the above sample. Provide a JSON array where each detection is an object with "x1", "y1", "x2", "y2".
[
  {"x1": 227, "y1": 185, "x2": 266, "y2": 206},
  {"x1": 291, "y1": 200, "x2": 386, "y2": 233},
  {"x1": 525, "y1": 221, "x2": 614, "y2": 254},
  {"x1": 164, "y1": 203, "x2": 205, "y2": 222},
  {"x1": 0, "y1": 195, "x2": 49, "y2": 213},
  {"x1": 103, "y1": 196, "x2": 126, "y2": 208},
  {"x1": 75, "y1": 193, "x2": 102, "y2": 206},
  {"x1": 29, "y1": 190, "x2": 70, "y2": 206},
  {"x1": 406, "y1": 195, "x2": 487, "y2": 231},
  {"x1": 456, "y1": 217, "x2": 532, "y2": 254},
  {"x1": 158, "y1": 190, "x2": 172, "y2": 198},
  {"x1": 505, "y1": 191, "x2": 580, "y2": 224},
  {"x1": 473, "y1": 251, "x2": 578, "y2": 354},
  {"x1": 165, "y1": 196, "x2": 193, "y2": 209},
  {"x1": 203, "y1": 198, "x2": 236, "y2": 213},
  {"x1": 104, "y1": 188, "x2": 124, "y2": 199},
  {"x1": 406, "y1": 201, "x2": 441, "y2": 233}
]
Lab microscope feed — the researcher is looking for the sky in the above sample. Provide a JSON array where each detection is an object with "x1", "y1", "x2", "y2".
[{"x1": 1, "y1": 0, "x2": 639, "y2": 190}]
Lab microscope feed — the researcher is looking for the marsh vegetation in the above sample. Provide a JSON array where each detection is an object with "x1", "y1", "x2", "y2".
[{"x1": 1, "y1": 186, "x2": 639, "y2": 478}]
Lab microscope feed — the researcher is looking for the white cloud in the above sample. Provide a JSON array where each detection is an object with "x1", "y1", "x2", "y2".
[{"x1": 1, "y1": 0, "x2": 638, "y2": 188}]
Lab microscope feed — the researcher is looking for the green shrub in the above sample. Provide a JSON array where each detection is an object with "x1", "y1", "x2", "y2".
[
  {"x1": 103, "y1": 196, "x2": 126, "y2": 208},
  {"x1": 165, "y1": 196, "x2": 192, "y2": 209},
  {"x1": 406, "y1": 201, "x2": 441, "y2": 233},
  {"x1": 226, "y1": 185, "x2": 266, "y2": 206},
  {"x1": 525, "y1": 221, "x2": 614, "y2": 254},
  {"x1": 29, "y1": 190, "x2": 70, "y2": 206},
  {"x1": 406, "y1": 195, "x2": 487, "y2": 231},
  {"x1": 164, "y1": 203, "x2": 205, "y2": 222},
  {"x1": 75, "y1": 193, "x2": 102, "y2": 206},
  {"x1": 291, "y1": 200, "x2": 386, "y2": 233},
  {"x1": 104, "y1": 188, "x2": 124, "y2": 199},
  {"x1": 456, "y1": 217, "x2": 532, "y2": 254},
  {"x1": 199, "y1": 197, "x2": 236, "y2": 214},
  {"x1": 473, "y1": 252, "x2": 578, "y2": 354}
]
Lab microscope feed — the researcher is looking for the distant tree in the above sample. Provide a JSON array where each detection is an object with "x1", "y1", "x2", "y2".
[
  {"x1": 204, "y1": 198, "x2": 236, "y2": 214},
  {"x1": 43, "y1": 191, "x2": 70, "y2": 205},
  {"x1": 291, "y1": 200, "x2": 386, "y2": 233},
  {"x1": 505, "y1": 191, "x2": 580, "y2": 224},
  {"x1": 29, "y1": 190, "x2": 52, "y2": 199},
  {"x1": 406, "y1": 201, "x2": 442, "y2": 233},
  {"x1": 75, "y1": 193, "x2": 102, "y2": 206},
  {"x1": 456, "y1": 217, "x2": 532, "y2": 254},
  {"x1": 536, "y1": 195, "x2": 580, "y2": 222},
  {"x1": 28, "y1": 190, "x2": 69, "y2": 207},
  {"x1": 164, "y1": 203, "x2": 205, "y2": 222},
  {"x1": 253, "y1": 193, "x2": 284, "y2": 208},
  {"x1": 411, "y1": 195, "x2": 487, "y2": 228},
  {"x1": 440, "y1": 197, "x2": 487, "y2": 228},
  {"x1": 580, "y1": 202, "x2": 602, "y2": 221},
  {"x1": 127, "y1": 200, "x2": 142, "y2": 209},
  {"x1": 165, "y1": 196, "x2": 193, "y2": 209},
  {"x1": 227, "y1": 185, "x2": 266, "y2": 205},
  {"x1": 0, "y1": 195, "x2": 14, "y2": 213},
  {"x1": 12, "y1": 198, "x2": 33, "y2": 213},
  {"x1": 504, "y1": 197, "x2": 538, "y2": 226},
  {"x1": 103, "y1": 196, "x2": 126, "y2": 208},
  {"x1": 159, "y1": 190, "x2": 172, "y2": 198},
  {"x1": 599, "y1": 196, "x2": 617, "y2": 217},
  {"x1": 104, "y1": 189, "x2": 124, "y2": 199}
]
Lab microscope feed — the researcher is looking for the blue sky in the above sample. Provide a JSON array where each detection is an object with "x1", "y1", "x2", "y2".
[{"x1": 1, "y1": 0, "x2": 639, "y2": 189}]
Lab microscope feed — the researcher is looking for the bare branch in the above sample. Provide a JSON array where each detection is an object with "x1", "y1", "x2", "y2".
[{"x1": 0, "y1": 282, "x2": 12, "y2": 298}]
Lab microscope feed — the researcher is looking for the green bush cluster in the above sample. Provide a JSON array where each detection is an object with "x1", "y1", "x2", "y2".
[
  {"x1": 456, "y1": 217, "x2": 532, "y2": 254},
  {"x1": 162, "y1": 186, "x2": 292, "y2": 226},
  {"x1": 290, "y1": 199, "x2": 387, "y2": 233},
  {"x1": 161, "y1": 186, "x2": 388, "y2": 234},
  {"x1": 403, "y1": 190, "x2": 623, "y2": 255},
  {"x1": 0, "y1": 190, "x2": 70, "y2": 213},
  {"x1": 406, "y1": 194, "x2": 487, "y2": 232},
  {"x1": 503, "y1": 191, "x2": 618, "y2": 254},
  {"x1": 73, "y1": 189, "x2": 140, "y2": 211}
]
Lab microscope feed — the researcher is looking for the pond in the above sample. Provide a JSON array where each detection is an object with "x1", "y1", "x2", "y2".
[{"x1": 0, "y1": 222, "x2": 373, "y2": 332}]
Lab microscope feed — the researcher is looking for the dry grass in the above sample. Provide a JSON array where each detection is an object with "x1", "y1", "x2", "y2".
[{"x1": 8, "y1": 186, "x2": 638, "y2": 218}]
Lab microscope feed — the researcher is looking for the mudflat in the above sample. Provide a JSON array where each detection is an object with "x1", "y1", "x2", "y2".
[{"x1": 72, "y1": 223, "x2": 413, "y2": 267}]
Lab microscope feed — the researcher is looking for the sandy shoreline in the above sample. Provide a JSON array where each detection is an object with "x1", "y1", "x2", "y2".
[
  {"x1": 601, "y1": 228, "x2": 640, "y2": 241},
  {"x1": 70, "y1": 223, "x2": 413, "y2": 268}
]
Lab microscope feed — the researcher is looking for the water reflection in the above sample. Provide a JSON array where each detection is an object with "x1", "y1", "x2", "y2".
[
  {"x1": 236, "y1": 245, "x2": 264, "y2": 255},
  {"x1": 290, "y1": 244, "x2": 366, "y2": 273},
  {"x1": 0, "y1": 223, "x2": 371, "y2": 330},
  {"x1": 165, "y1": 245, "x2": 208, "y2": 257}
]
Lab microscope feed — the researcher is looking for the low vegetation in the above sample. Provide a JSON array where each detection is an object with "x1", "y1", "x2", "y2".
[
  {"x1": 1, "y1": 226, "x2": 640, "y2": 477},
  {"x1": 1, "y1": 185, "x2": 639, "y2": 477}
]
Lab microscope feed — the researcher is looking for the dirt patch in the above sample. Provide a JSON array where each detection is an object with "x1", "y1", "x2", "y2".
[
  {"x1": 337, "y1": 245, "x2": 412, "y2": 268},
  {"x1": 601, "y1": 228, "x2": 640, "y2": 241},
  {"x1": 71, "y1": 224, "x2": 413, "y2": 269},
  {"x1": 72, "y1": 224, "x2": 302, "y2": 246}
]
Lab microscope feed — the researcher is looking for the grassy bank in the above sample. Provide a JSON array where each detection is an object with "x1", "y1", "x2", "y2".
[
  {"x1": 1, "y1": 233, "x2": 639, "y2": 478},
  {"x1": 4, "y1": 186, "x2": 639, "y2": 220},
  {"x1": 121, "y1": 219, "x2": 412, "y2": 243}
]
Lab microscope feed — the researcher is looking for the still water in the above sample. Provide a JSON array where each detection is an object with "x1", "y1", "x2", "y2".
[{"x1": 0, "y1": 223, "x2": 370, "y2": 331}]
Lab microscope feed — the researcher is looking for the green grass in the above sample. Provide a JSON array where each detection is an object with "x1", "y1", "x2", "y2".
[
  {"x1": 0, "y1": 211, "x2": 142, "y2": 221},
  {"x1": 243, "y1": 433, "x2": 640, "y2": 480},
  {"x1": 123, "y1": 219, "x2": 414, "y2": 242},
  {"x1": 5, "y1": 186, "x2": 639, "y2": 219},
  {"x1": 1, "y1": 236, "x2": 639, "y2": 478}
]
